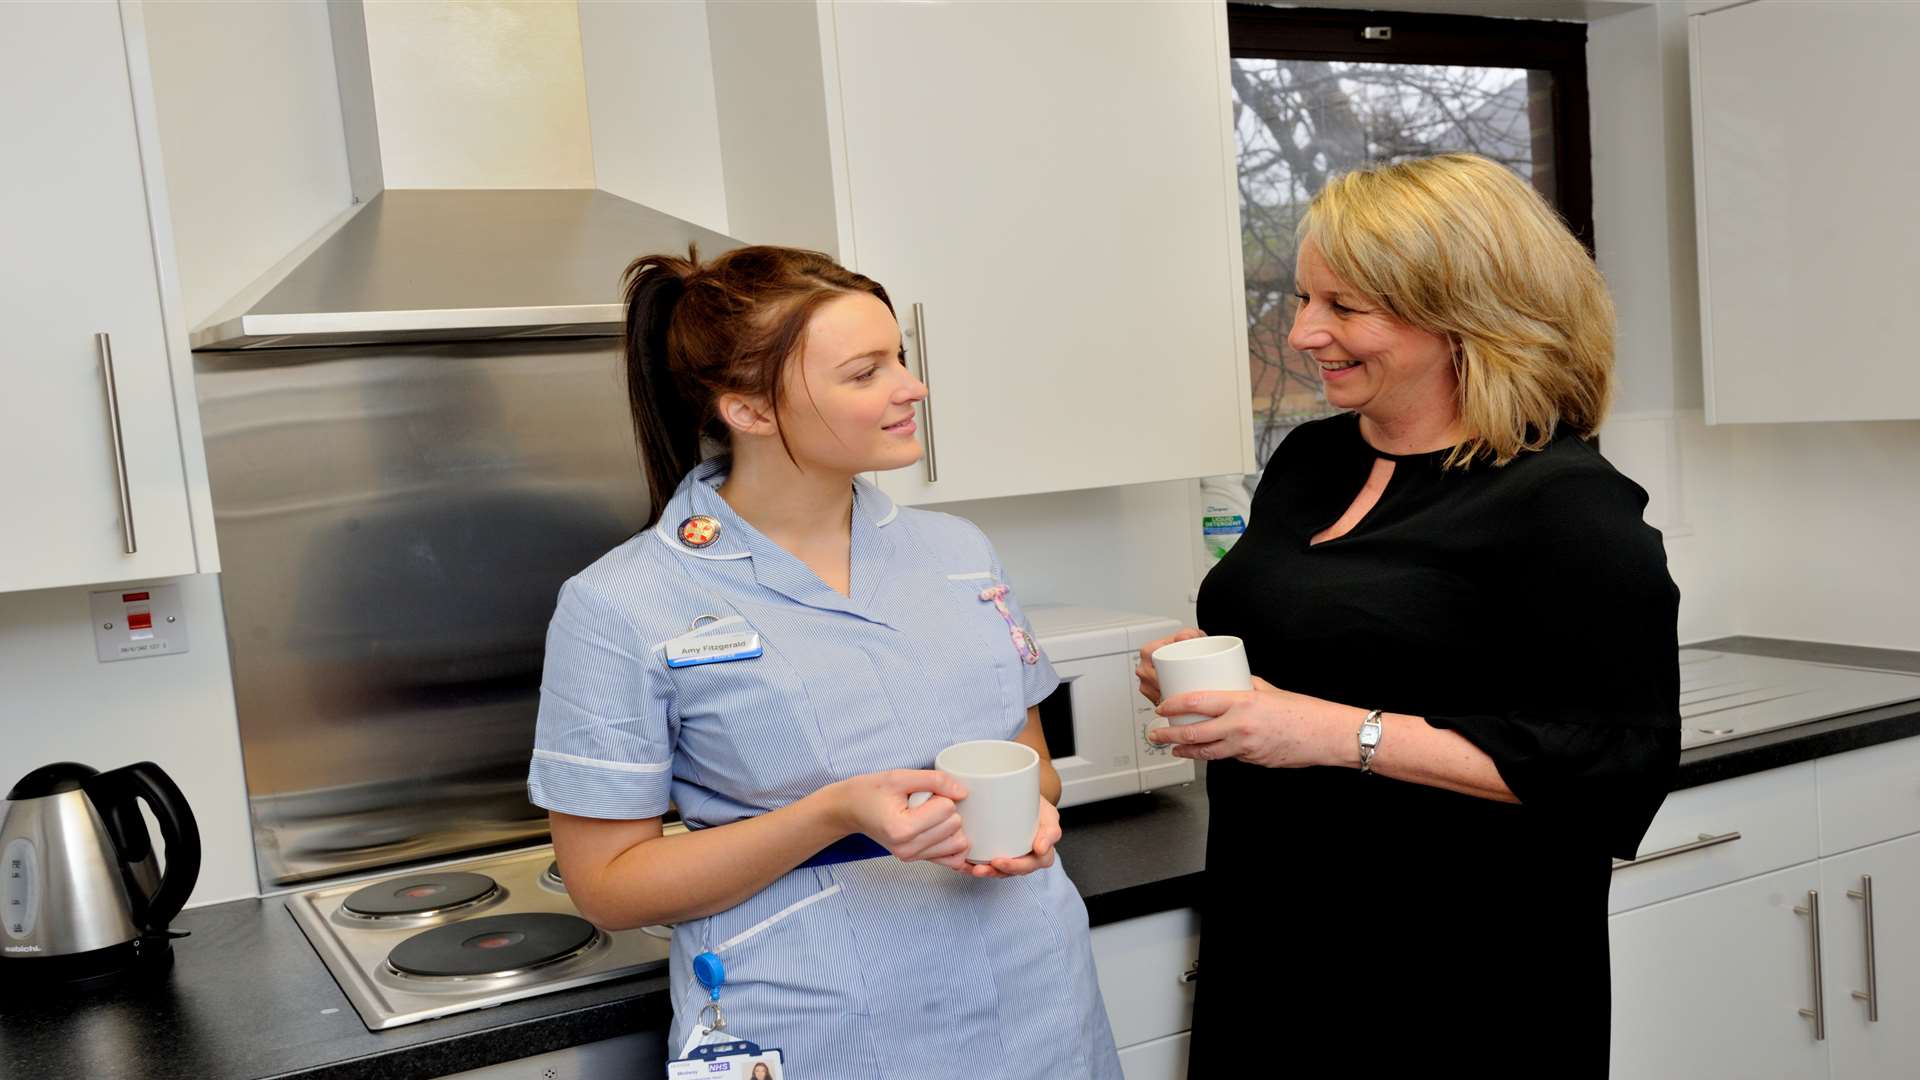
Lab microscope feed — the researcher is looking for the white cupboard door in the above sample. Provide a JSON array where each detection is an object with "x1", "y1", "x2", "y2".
[
  {"x1": 1116, "y1": 1031, "x2": 1189, "y2": 1080},
  {"x1": 1610, "y1": 863, "x2": 1829, "y2": 1080},
  {"x1": 1090, "y1": 906, "x2": 1200, "y2": 1049},
  {"x1": 1690, "y1": 1, "x2": 1920, "y2": 422},
  {"x1": 1822, "y1": 834, "x2": 1920, "y2": 1078},
  {"x1": 831, "y1": 2, "x2": 1250, "y2": 505},
  {"x1": 0, "y1": 2, "x2": 196, "y2": 592}
]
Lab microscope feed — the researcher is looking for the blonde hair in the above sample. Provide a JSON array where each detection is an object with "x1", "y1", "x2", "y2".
[{"x1": 1301, "y1": 153, "x2": 1614, "y2": 467}]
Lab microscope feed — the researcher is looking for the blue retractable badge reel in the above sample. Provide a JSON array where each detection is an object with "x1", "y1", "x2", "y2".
[{"x1": 694, "y1": 950, "x2": 727, "y2": 1033}]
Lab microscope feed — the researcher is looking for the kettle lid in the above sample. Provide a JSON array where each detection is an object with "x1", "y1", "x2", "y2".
[{"x1": 7, "y1": 762, "x2": 100, "y2": 800}]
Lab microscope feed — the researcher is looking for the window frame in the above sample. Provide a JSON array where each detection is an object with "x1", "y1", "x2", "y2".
[{"x1": 1226, "y1": 3, "x2": 1595, "y2": 252}]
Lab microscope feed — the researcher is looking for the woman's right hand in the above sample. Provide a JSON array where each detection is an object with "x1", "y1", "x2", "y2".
[
  {"x1": 1135, "y1": 628, "x2": 1207, "y2": 706},
  {"x1": 829, "y1": 769, "x2": 975, "y2": 872}
]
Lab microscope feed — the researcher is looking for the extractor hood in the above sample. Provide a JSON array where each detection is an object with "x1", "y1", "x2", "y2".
[
  {"x1": 190, "y1": 188, "x2": 740, "y2": 351},
  {"x1": 189, "y1": 2, "x2": 742, "y2": 351}
]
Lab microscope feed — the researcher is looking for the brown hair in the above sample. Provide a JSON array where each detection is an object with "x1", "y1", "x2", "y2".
[{"x1": 621, "y1": 245, "x2": 894, "y2": 526}]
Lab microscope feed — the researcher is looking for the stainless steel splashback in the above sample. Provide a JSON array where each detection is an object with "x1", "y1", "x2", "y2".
[{"x1": 194, "y1": 339, "x2": 647, "y2": 885}]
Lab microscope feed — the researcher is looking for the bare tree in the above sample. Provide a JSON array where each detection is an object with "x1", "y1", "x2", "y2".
[{"x1": 1233, "y1": 59, "x2": 1547, "y2": 475}]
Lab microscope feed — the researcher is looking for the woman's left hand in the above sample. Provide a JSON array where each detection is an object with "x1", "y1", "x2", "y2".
[
  {"x1": 970, "y1": 798, "x2": 1062, "y2": 879},
  {"x1": 1147, "y1": 677, "x2": 1351, "y2": 769}
]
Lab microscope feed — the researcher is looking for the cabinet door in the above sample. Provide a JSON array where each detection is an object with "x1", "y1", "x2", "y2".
[
  {"x1": 1822, "y1": 834, "x2": 1920, "y2": 1078},
  {"x1": 830, "y1": 2, "x2": 1251, "y2": 505},
  {"x1": 1117, "y1": 1031, "x2": 1189, "y2": 1080},
  {"x1": 1690, "y1": 1, "x2": 1920, "y2": 422},
  {"x1": 1610, "y1": 863, "x2": 1828, "y2": 1080},
  {"x1": 1091, "y1": 906, "x2": 1200, "y2": 1049},
  {"x1": 0, "y1": 2, "x2": 196, "y2": 592}
]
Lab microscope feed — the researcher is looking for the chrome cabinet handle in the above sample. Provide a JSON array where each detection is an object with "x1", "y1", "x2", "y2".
[
  {"x1": 1611, "y1": 830, "x2": 1742, "y2": 870},
  {"x1": 1795, "y1": 890, "x2": 1826, "y2": 1041},
  {"x1": 1179, "y1": 961, "x2": 1198, "y2": 986},
  {"x1": 95, "y1": 332, "x2": 137, "y2": 554},
  {"x1": 1848, "y1": 875, "x2": 1878, "y2": 1022},
  {"x1": 908, "y1": 302, "x2": 937, "y2": 483}
]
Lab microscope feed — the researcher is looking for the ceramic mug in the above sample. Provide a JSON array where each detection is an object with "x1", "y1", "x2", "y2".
[
  {"x1": 907, "y1": 739, "x2": 1041, "y2": 862},
  {"x1": 1151, "y1": 635, "x2": 1253, "y2": 724}
]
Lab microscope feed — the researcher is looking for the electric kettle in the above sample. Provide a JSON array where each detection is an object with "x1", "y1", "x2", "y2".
[{"x1": 1, "y1": 761, "x2": 201, "y2": 989}]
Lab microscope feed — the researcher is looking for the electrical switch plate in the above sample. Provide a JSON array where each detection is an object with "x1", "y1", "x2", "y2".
[{"x1": 89, "y1": 583, "x2": 190, "y2": 663}]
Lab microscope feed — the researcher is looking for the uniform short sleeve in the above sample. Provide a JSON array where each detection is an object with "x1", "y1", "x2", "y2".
[
  {"x1": 527, "y1": 577, "x2": 676, "y2": 819},
  {"x1": 986, "y1": 540, "x2": 1062, "y2": 711},
  {"x1": 1425, "y1": 466, "x2": 1681, "y2": 860}
]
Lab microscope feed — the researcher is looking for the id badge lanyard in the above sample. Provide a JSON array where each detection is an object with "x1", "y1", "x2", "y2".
[{"x1": 677, "y1": 950, "x2": 743, "y2": 1059}]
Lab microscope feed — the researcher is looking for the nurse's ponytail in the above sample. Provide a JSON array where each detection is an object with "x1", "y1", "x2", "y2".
[
  {"x1": 619, "y1": 245, "x2": 896, "y2": 528},
  {"x1": 622, "y1": 251, "x2": 702, "y2": 526}
]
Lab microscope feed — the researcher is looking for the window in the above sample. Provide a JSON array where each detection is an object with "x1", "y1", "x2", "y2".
[{"x1": 1228, "y1": 5, "x2": 1592, "y2": 475}]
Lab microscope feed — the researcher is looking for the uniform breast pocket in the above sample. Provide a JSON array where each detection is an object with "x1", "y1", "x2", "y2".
[
  {"x1": 936, "y1": 572, "x2": 1031, "y2": 735},
  {"x1": 666, "y1": 628, "x2": 840, "y2": 804}
]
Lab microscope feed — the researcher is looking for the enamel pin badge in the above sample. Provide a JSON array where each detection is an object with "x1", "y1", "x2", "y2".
[{"x1": 678, "y1": 515, "x2": 722, "y2": 549}]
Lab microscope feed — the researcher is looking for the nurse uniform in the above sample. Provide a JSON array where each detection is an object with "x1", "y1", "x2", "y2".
[{"x1": 529, "y1": 458, "x2": 1123, "y2": 1079}]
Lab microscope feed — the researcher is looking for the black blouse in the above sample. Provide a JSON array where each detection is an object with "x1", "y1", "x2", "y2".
[{"x1": 1186, "y1": 411, "x2": 1679, "y2": 1076}]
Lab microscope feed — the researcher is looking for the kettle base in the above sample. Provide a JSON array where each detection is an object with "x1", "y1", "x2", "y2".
[{"x1": 3, "y1": 934, "x2": 175, "y2": 993}]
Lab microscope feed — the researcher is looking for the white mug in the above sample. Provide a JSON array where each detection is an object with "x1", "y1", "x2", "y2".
[
  {"x1": 1151, "y1": 635, "x2": 1253, "y2": 725},
  {"x1": 907, "y1": 739, "x2": 1041, "y2": 863}
]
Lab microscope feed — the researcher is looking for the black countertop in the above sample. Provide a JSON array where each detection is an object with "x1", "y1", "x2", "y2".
[
  {"x1": 6, "y1": 636, "x2": 1915, "y2": 1080},
  {"x1": 0, "y1": 784, "x2": 1208, "y2": 1080}
]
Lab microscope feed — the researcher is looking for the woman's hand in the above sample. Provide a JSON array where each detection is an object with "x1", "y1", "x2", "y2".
[
  {"x1": 1146, "y1": 677, "x2": 1353, "y2": 769},
  {"x1": 1134, "y1": 627, "x2": 1207, "y2": 706},
  {"x1": 829, "y1": 769, "x2": 976, "y2": 872},
  {"x1": 970, "y1": 798, "x2": 1063, "y2": 880}
]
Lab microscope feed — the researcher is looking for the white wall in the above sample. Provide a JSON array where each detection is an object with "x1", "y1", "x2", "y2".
[
  {"x1": 358, "y1": 0, "x2": 596, "y2": 189},
  {"x1": 579, "y1": 0, "x2": 730, "y2": 233},
  {"x1": 945, "y1": 481, "x2": 1202, "y2": 629},
  {"x1": 141, "y1": 0, "x2": 353, "y2": 329},
  {"x1": 0, "y1": 577, "x2": 257, "y2": 906}
]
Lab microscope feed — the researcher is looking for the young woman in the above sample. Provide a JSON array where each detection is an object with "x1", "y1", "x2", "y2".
[{"x1": 528, "y1": 246, "x2": 1121, "y2": 1078}]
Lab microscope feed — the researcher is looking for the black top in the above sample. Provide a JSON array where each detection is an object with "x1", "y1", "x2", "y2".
[{"x1": 1188, "y1": 412, "x2": 1679, "y2": 1077}]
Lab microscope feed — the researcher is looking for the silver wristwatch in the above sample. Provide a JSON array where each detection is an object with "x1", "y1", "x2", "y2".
[{"x1": 1357, "y1": 709, "x2": 1384, "y2": 775}]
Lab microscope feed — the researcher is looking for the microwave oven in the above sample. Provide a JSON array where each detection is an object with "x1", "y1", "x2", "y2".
[{"x1": 1026, "y1": 606, "x2": 1196, "y2": 808}]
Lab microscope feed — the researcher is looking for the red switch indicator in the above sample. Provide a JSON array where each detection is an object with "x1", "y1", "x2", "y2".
[
  {"x1": 128, "y1": 612, "x2": 153, "y2": 631},
  {"x1": 122, "y1": 592, "x2": 150, "y2": 603}
]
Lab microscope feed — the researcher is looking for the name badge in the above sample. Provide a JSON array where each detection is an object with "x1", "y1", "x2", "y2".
[
  {"x1": 665, "y1": 630, "x2": 763, "y2": 669},
  {"x1": 667, "y1": 1041, "x2": 785, "y2": 1078}
]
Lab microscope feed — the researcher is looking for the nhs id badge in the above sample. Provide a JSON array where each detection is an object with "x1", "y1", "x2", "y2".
[
  {"x1": 667, "y1": 1038, "x2": 786, "y2": 1079},
  {"x1": 665, "y1": 629, "x2": 763, "y2": 669}
]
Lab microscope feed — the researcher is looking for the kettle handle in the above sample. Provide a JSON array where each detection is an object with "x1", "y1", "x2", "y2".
[{"x1": 94, "y1": 762, "x2": 202, "y2": 933}]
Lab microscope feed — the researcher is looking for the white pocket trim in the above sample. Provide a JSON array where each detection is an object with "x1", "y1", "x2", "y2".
[
  {"x1": 715, "y1": 883, "x2": 843, "y2": 953},
  {"x1": 945, "y1": 571, "x2": 994, "y2": 581},
  {"x1": 532, "y1": 748, "x2": 671, "y2": 775}
]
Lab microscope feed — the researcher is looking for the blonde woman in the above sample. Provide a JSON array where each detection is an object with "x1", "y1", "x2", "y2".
[{"x1": 1136, "y1": 154, "x2": 1678, "y2": 1076}]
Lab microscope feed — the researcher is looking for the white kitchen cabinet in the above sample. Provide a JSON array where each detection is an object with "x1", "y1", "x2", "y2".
[
  {"x1": 1610, "y1": 760, "x2": 1819, "y2": 915},
  {"x1": 1818, "y1": 733, "x2": 1920, "y2": 857},
  {"x1": 1091, "y1": 905, "x2": 1199, "y2": 1073},
  {"x1": 1821, "y1": 833, "x2": 1920, "y2": 1079},
  {"x1": 443, "y1": 1031, "x2": 660, "y2": 1078},
  {"x1": 1116, "y1": 1032, "x2": 1189, "y2": 1080},
  {"x1": 0, "y1": 1, "x2": 216, "y2": 593},
  {"x1": 1689, "y1": 1, "x2": 1920, "y2": 423},
  {"x1": 1610, "y1": 863, "x2": 1829, "y2": 1079},
  {"x1": 708, "y1": 1, "x2": 1254, "y2": 505}
]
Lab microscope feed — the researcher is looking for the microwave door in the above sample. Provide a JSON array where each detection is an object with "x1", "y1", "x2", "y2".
[{"x1": 1042, "y1": 653, "x2": 1145, "y2": 808}]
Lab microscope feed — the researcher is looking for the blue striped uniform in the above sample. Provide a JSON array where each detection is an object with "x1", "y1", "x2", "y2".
[{"x1": 529, "y1": 457, "x2": 1122, "y2": 1078}]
